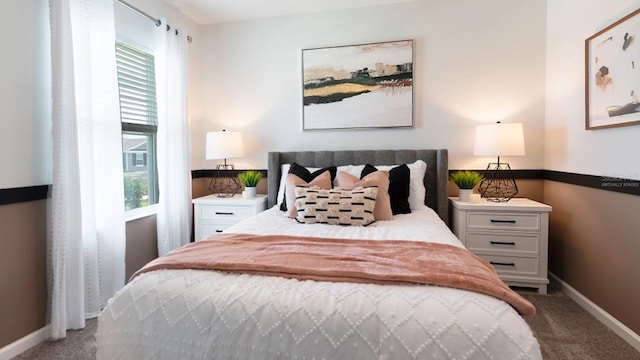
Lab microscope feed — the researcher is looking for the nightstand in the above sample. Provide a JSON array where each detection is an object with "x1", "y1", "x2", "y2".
[
  {"x1": 192, "y1": 194, "x2": 267, "y2": 240},
  {"x1": 450, "y1": 197, "x2": 552, "y2": 294}
]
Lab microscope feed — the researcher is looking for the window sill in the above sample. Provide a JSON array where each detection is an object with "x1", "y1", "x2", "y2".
[{"x1": 125, "y1": 204, "x2": 158, "y2": 222}]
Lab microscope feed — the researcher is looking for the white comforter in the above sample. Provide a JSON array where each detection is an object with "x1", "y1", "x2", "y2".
[{"x1": 96, "y1": 206, "x2": 541, "y2": 359}]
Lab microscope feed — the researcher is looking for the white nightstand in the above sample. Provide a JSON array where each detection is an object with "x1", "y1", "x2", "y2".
[
  {"x1": 450, "y1": 197, "x2": 552, "y2": 294},
  {"x1": 192, "y1": 194, "x2": 267, "y2": 240}
]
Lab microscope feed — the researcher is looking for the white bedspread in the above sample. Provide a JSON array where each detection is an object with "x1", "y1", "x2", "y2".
[
  {"x1": 96, "y1": 206, "x2": 541, "y2": 359},
  {"x1": 226, "y1": 206, "x2": 461, "y2": 246}
]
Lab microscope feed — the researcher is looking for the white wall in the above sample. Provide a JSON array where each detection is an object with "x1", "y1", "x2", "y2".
[
  {"x1": 0, "y1": 0, "x2": 51, "y2": 189},
  {"x1": 546, "y1": 0, "x2": 640, "y2": 180},
  {"x1": 196, "y1": 0, "x2": 547, "y2": 170}
]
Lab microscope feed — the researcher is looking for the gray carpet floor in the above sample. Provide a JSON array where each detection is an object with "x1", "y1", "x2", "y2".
[
  {"x1": 13, "y1": 286, "x2": 640, "y2": 359},
  {"x1": 519, "y1": 286, "x2": 640, "y2": 360}
]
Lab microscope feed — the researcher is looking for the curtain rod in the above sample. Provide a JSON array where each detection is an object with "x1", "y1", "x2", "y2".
[{"x1": 115, "y1": 0, "x2": 193, "y2": 43}]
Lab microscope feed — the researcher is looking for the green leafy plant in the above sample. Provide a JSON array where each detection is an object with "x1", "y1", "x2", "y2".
[
  {"x1": 449, "y1": 170, "x2": 484, "y2": 189},
  {"x1": 237, "y1": 170, "x2": 263, "y2": 187},
  {"x1": 124, "y1": 175, "x2": 148, "y2": 210}
]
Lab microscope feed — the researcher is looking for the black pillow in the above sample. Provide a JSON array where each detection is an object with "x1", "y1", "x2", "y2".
[
  {"x1": 361, "y1": 163, "x2": 411, "y2": 215},
  {"x1": 279, "y1": 163, "x2": 337, "y2": 211}
]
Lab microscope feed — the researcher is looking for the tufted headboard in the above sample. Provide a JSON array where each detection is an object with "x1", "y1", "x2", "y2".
[{"x1": 267, "y1": 149, "x2": 449, "y2": 223}]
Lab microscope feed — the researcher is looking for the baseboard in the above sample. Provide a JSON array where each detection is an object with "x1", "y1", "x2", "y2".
[
  {"x1": 550, "y1": 272, "x2": 640, "y2": 352},
  {"x1": 0, "y1": 325, "x2": 49, "y2": 360}
]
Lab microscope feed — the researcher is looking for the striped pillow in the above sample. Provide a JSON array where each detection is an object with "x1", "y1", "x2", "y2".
[{"x1": 294, "y1": 186, "x2": 377, "y2": 226}]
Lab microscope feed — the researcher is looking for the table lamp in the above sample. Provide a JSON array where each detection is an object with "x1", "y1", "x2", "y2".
[
  {"x1": 473, "y1": 121, "x2": 525, "y2": 202},
  {"x1": 206, "y1": 130, "x2": 244, "y2": 197}
]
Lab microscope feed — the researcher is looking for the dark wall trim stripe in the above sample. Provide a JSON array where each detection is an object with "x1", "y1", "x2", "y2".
[
  {"x1": 198, "y1": 169, "x2": 543, "y2": 180},
  {"x1": 450, "y1": 169, "x2": 543, "y2": 180},
  {"x1": 4, "y1": 169, "x2": 637, "y2": 206},
  {"x1": 192, "y1": 169, "x2": 267, "y2": 179},
  {"x1": 543, "y1": 170, "x2": 640, "y2": 196},
  {"x1": 449, "y1": 169, "x2": 640, "y2": 197},
  {"x1": 197, "y1": 168, "x2": 640, "y2": 196},
  {"x1": 0, "y1": 185, "x2": 49, "y2": 206}
]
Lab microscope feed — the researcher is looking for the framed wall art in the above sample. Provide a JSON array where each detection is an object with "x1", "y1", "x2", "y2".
[
  {"x1": 302, "y1": 39, "x2": 413, "y2": 130},
  {"x1": 585, "y1": 8, "x2": 640, "y2": 130}
]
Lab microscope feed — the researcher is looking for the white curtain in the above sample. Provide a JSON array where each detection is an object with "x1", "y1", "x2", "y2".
[
  {"x1": 48, "y1": 0, "x2": 125, "y2": 339},
  {"x1": 155, "y1": 19, "x2": 192, "y2": 256}
]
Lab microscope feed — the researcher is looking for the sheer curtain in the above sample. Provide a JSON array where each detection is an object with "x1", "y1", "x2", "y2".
[
  {"x1": 155, "y1": 18, "x2": 192, "y2": 256},
  {"x1": 48, "y1": 0, "x2": 125, "y2": 339}
]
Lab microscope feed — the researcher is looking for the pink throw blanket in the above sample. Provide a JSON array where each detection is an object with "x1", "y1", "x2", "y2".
[{"x1": 132, "y1": 233, "x2": 535, "y2": 316}]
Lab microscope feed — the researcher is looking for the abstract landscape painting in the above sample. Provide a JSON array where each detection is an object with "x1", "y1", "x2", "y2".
[{"x1": 302, "y1": 40, "x2": 413, "y2": 130}]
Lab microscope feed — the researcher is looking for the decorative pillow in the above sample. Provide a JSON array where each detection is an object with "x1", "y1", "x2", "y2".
[
  {"x1": 284, "y1": 171, "x2": 332, "y2": 218},
  {"x1": 336, "y1": 170, "x2": 392, "y2": 221},
  {"x1": 276, "y1": 164, "x2": 291, "y2": 207},
  {"x1": 279, "y1": 163, "x2": 337, "y2": 211},
  {"x1": 294, "y1": 186, "x2": 377, "y2": 226},
  {"x1": 406, "y1": 160, "x2": 427, "y2": 209},
  {"x1": 362, "y1": 164, "x2": 411, "y2": 215}
]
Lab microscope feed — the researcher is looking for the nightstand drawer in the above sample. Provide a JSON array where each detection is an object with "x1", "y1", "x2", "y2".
[
  {"x1": 479, "y1": 254, "x2": 539, "y2": 276},
  {"x1": 200, "y1": 205, "x2": 254, "y2": 220},
  {"x1": 467, "y1": 232, "x2": 539, "y2": 254},
  {"x1": 199, "y1": 221, "x2": 236, "y2": 239},
  {"x1": 467, "y1": 212, "x2": 540, "y2": 231}
]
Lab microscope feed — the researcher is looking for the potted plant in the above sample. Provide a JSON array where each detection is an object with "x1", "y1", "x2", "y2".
[
  {"x1": 450, "y1": 170, "x2": 484, "y2": 202},
  {"x1": 237, "y1": 170, "x2": 263, "y2": 198}
]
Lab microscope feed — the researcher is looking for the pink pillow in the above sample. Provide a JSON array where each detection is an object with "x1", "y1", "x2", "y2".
[
  {"x1": 285, "y1": 171, "x2": 332, "y2": 218},
  {"x1": 336, "y1": 170, "x2": 392, "y2": 221}
]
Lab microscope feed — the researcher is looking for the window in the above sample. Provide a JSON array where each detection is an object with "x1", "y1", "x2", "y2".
[
  {"x1": 116, "y1": 42, "x2": 158, "y2": 211},
  {"x1": 135, "y1": 152, "x2": 146, "y2": 166}
]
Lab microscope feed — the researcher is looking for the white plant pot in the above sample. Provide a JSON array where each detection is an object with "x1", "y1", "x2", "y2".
[
  {"x1": 458, "y1": 189, "x2": 473, "y2": 202},
  {"x1": 242, "y1": 187, "x2": 256, "y2": 199}
]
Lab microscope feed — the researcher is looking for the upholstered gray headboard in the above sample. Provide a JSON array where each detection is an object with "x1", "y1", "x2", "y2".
[{"x1": 267, "y1": 149, "x2": 449, "y2": 223}]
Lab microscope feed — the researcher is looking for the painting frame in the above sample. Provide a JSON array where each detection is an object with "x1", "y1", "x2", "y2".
[
  {"x1": 302, "y1": 39, "x2": 414, "y2": 130},
  {"x1": 585, "y1": 8, "x2": 640, "y2": 130}
]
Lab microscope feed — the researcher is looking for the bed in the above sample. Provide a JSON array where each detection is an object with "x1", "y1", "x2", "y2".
[{"x1": 96, "y1": 149, "x2": 541, "y2": 359}]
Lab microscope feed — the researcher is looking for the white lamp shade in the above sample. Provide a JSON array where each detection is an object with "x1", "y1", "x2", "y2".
[
  {"x1": 473, "y1": 122, "x2": 525, "y2": 157},
  {"x1": 205, "y1": 131, "x2": 245, "y2": 160}
]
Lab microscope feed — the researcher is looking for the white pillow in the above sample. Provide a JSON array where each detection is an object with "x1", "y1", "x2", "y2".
[
  {"x1": 408, "y1": 160, "x2": 427, "y2": 209},
  {"x1": 343, "y1": 164, "x2": 365, "y2": 178},
  {"x1": 335, "y1": 165, "x2": 355, "y2": 186},
  {"x1": 361, "y1": 160, "x2": 427, "y2": 210},
  {"x1": 276, "y1": 164, "x2": 290, "y2": 207}
]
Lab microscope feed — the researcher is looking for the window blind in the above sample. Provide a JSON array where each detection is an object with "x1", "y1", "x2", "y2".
[{"x1": 115, "y1": 42, "x2": 157, "y2": 126}]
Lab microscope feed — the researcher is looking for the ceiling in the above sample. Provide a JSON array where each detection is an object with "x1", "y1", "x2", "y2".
[{"x1": 163, "y1": 0, "x2": 415, "y2": 25}]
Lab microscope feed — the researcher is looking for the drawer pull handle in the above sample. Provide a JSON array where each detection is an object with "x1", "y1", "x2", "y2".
[
  {"x1": 490, "y1": 219, "x2": 516, "y2": 224},
  {"x1": 490, "y1": 241, "x2": 516, "y2": 246},
  {"x1": 215, "y1": 230, "x2": 223, "y2": 233},
  {"x1": 216, "y1": 211, "x2": 234, "y2": 215},
  {"x1": 490, "y1": 261, "x2": 515, "y2": 267}
]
